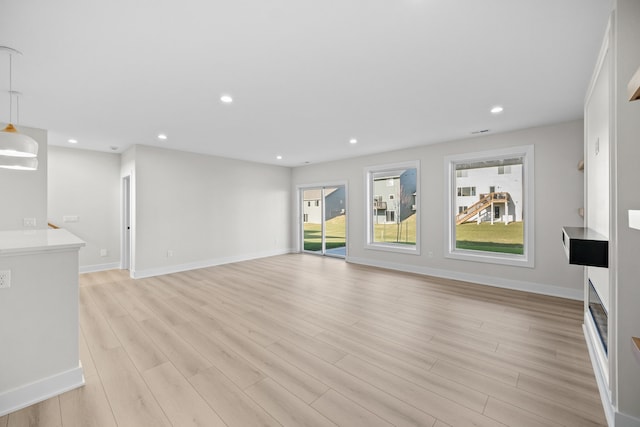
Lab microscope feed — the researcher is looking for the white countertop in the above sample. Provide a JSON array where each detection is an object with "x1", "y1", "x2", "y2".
[{"x1": 0, "y1": 229, "x2": 85, "y2": 256}]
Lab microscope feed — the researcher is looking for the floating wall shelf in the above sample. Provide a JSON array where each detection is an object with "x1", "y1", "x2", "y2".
[
  {"x1": 561, "y1": 226, "x2": 608, "y2": 268},
  {"x1": 629, "y1": 210, "x2": 640, "y2": 230},
  {"x1": 629, "y1": 65, "x2": 640, "y2": 101}
]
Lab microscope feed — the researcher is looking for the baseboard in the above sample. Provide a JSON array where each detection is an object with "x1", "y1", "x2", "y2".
[
  {"x1": 583, "y1": 320, "x2": 614, "y2": 427},
  {"x1": 615, "y1": 411, "x2": 640, "y2": 427},
  {"x1": 346, "y1": 256, "x2": 583, "y2": 300},
  {"x1": 131, "y1": 248, "x2": 294, "y2": 279},
  {"x1": 583, "y1": 320, "x2": 640, "y2": 427},
  {"x1": 79, "y1": 262, "x2": 121, "y2": 274},
  {"x1": 0, "y1": 364, "x2": 84, "y2": 417}
]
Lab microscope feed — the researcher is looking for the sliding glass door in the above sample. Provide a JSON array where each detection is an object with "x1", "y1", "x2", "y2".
[{"x1": 302, "y1": 185, "x2": 346, "y2": 257}]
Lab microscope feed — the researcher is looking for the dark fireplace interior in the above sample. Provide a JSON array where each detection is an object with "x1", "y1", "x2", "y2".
[{"x1": 588, "y1": 279, "x2": 608, "y2": 354}]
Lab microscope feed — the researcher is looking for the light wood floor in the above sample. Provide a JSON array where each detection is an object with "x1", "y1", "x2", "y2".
[{"x1": 1, "y1": 254, "x2": 606, "y2": 427}]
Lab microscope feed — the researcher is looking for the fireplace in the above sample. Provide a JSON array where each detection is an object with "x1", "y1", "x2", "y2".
[{"x1": 588, "y1": 279, "x2": 608, "y2": 354}]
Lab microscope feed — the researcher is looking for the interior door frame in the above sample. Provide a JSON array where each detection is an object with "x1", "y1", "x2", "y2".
[
  {"x1": 297, "y1": 181, "x2": 348, "y2": 258},
  {"x1": 121, "y1": 175, "x2": 132, "y2": 271}
]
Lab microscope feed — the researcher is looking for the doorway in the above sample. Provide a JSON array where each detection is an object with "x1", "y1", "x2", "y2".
[
  {"x1": 122, "y1": 176, "x2": 132, "y2": 271},
  {"x1": 301, "y1": 185, "x2": 346, "y2": 258}
]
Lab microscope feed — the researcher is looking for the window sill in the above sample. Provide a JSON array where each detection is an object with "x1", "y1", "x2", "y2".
[
  {"x1": 366, "y1": 242, "x2": 420, "y2": 255},
  {"x1": 446, "y1": 249, "x2": 533, "y2": 268}
]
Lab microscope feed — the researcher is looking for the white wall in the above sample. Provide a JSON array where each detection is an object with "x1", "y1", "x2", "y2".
[
  {"x1": 130, "y1": 145, "x2": 292, "y2": 277},
  {"x1": 292, "y1": 120, "x2": 585, "y2": 298},
  {"x1": 0, "y1": 124, "x2": 47, "y2": 231},
  {"x1": 48, "y1": 146, "x2": 121, "y2": 271},
  {"x1": 612, "y1": 0, "x2": 640, "y2": 421}
]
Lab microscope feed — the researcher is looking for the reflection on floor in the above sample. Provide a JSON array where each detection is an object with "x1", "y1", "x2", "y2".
[{"x1": 325, "y1": 246, "x2": 346, "y2": 257}]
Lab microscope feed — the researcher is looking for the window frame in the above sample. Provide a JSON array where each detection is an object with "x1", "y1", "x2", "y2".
[
  {"x1": 444, "y1": 145, "x2": 534, "y2": 268},
  {"x1": 457, "y1": 186, "x2": 476, "y2": 197},
  {"x1": 365, "y1": 160, "x2": 420, "y2": 255}
]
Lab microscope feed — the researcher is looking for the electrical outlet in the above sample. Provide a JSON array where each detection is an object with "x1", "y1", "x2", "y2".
[
  {"x1": 23, "y1": 218, "x2": 36, "y2": 227},
  {"x1": 167, "y1": 250, "x2": 174, "y2": 257},
  {"x1": 100, "y1": 249, "x2": 108, "y2": 257},
  {"x1": 0, "y1": 270, "x2": 11, "y2": 289}
]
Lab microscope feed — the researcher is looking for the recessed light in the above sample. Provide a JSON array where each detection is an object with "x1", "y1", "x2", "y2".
[
  {"x1": 276, "y1": 155, "x2": 283, "y2": 160},
  {"x1": 490, "y1": 106, "x2": 504, "y2": 114},
  {"x1": 220, "y1": 95, "x2": 233, "y2": 104},
  {"x1": 157, "y1": 133, "x2": 167, "y2": 140},
  {"x1": 67, "y1": 139, "x2": 78, "y2": 144},
  {"x1": 349, "y1": 138, "x2": 358, "y2": 144}
]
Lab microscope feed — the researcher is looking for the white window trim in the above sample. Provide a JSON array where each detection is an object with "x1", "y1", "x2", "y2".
[
  {"x1": 365, "y1": 160, "x2": 420, "y2": 255},
  {"x1": 444, "y1": 145, "x2": 534, "y2": 268}
]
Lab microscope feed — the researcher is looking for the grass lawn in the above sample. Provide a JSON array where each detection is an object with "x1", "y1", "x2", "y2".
[
  {"x1": 305, "y1": 214, "x2": 417, "y2": 251},
  {"x1": 456, "y1": 221, "x2": 524, "y2": 254},
  {"x1": 305, "y1": 215, "x2": 522, "y2": 254},
  {"x1": 303, "y1": 215, "x2": 346, "y2": 251},
  {"x1": 373, "y1": 214, "x2": 416, "y2": 245}
]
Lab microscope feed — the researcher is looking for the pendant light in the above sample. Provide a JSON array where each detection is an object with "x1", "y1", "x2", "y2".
[
  {"x1": 0, "y1": 155, "x2": 38, "y2": 170},
  {"x1": 0, "y1": 46, "x2": 39, "y2": 170}
]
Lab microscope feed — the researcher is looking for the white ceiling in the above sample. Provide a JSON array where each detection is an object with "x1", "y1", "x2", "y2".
[{"x1": 1, "y1": 0, "x2": 611, "y2": 167}]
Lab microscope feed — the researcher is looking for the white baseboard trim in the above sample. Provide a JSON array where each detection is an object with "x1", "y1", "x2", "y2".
[
  {"x1": 79, "y1": 262, "x2": 121, "y2": 274},
  {"x1": 131, "y1": 248, "x2": 294, "y2": 279},
  {"x1": 346, "y1": 256, "x2": 583, "y2": 300},
  {"x1": 583, "y1": 320, "x2": 614, "y2": 427},
  {"x1": 615, "y1": 411, "x2": 640, "y2": 427},
  {"x1": 0, "y1": 365, "x2": 84, "y2": 417},
  {"x1": 583, "y1": 320, "x2": 640, "y2": 427}
]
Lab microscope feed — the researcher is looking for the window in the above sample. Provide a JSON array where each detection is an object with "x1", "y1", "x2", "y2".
[
  {"x1": 386, "y1": 211, "x2": 395, "y2": 222},
  {"x1": 445, "y1": 145, "x2": 534, "y2": 267},
  {"x1": 315, "y1": 200, "x2": 320, "y2": 207},
  {"x1": 307, "y1": 201, "x2": 311, "y2": 207},
  {"x1": 303, "y1": 213, "x2": 309, "y2": 222},
  {"x1": 365, "y1": 161, "x2": 420, "y2": 254},
  {"x1": 457, "y1": 186, "x2": 476, "y2": 197}
]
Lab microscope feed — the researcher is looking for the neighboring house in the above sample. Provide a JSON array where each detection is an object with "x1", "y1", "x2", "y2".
[
  {"x1": 373, "y1": 168, "x2": 417, "y2": 224},
  {"x1": 302, "y1": 187, "x2": 345, "y2": 224},
  {"x1": 399, "y1": 168, "x2": 417, "y2": 222},
  {"x1": 455, "y1": 164, "x2": 523, "y2": 224}
]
